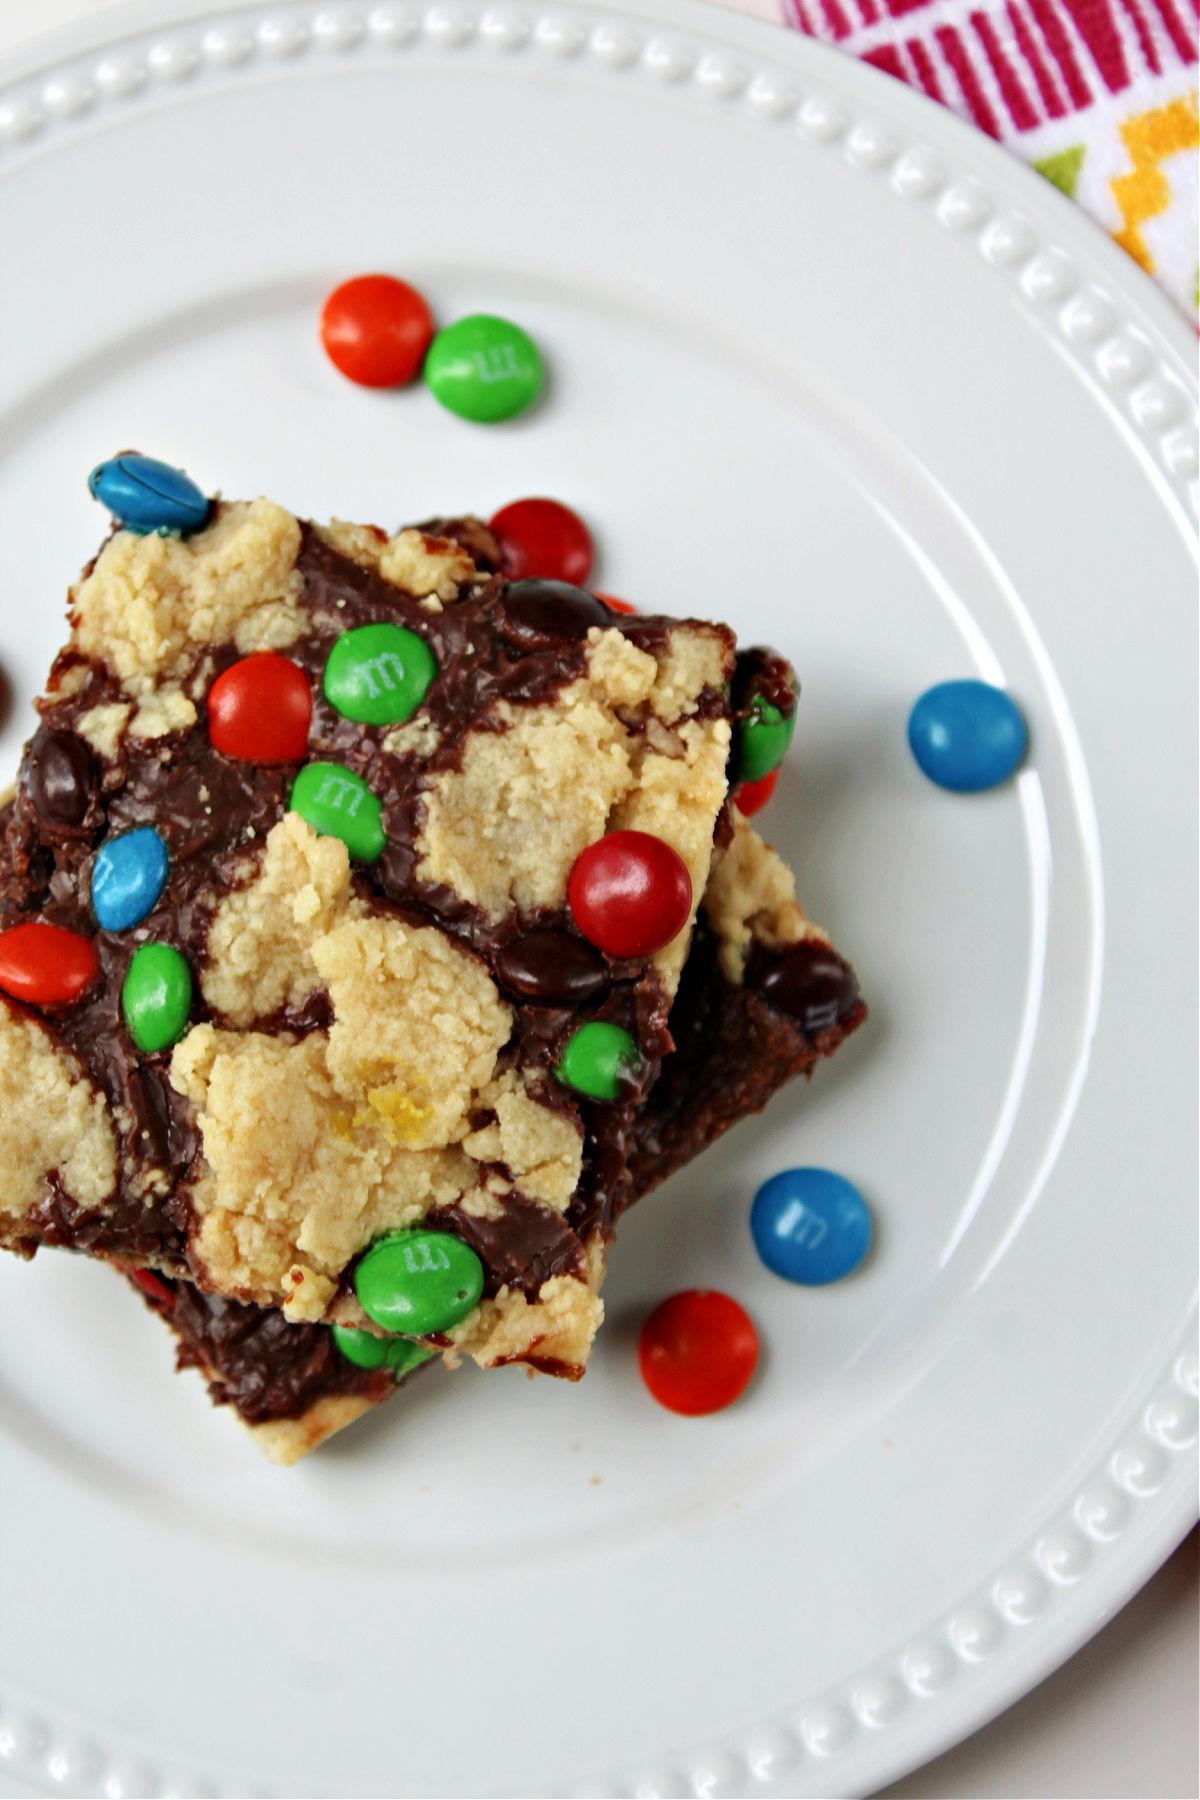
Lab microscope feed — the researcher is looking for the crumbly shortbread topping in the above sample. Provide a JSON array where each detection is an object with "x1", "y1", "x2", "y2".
[
  {"x1": 446, "y1": 1236, "x2": 607, "y2": 1374},
  {"x1": 173, "y1": 902, "x2": 517, "y2": 1315},
  {"x1": 705, "y1": 808, "x2": 823, "y2": 982},
  {"x1": 172, "y1": 813, "x2": 585, "y2": 1318},
  {"x1": 416, "y1": 633, "x2": 732, "y2": 995},
  {"x1": 203, "y1": 814, "x2": 354, "y2": 1025},
  {"x1": 73, "y1": 500, "x2": 304, "y2": 696},
  {"x1": 0, "y1": 1007, "x2": 116, "y2": 1217},
  {"x1": 319, "y1": 520, "x2": 474, "y2": 600}
]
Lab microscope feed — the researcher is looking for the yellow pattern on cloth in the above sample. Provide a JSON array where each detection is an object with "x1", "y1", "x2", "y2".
[
  {"x1": 1018, "y1": 73, "x2": 1199, "y2": 318},
  {"x1": 1111, "y1": 92, "x2": 1200, "y2": 274}
]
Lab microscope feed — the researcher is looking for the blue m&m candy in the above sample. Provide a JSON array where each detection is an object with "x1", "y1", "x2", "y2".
[
  {"x1": 907, "y1": 680, "x2": 1027, "y2": 793},
  {"x1": 88, "y1": 454, "x2": 211, "y2": 537},
  {"x1": 91, "y1": 827, "x2": 168, "y2": 931},
  {"x1": 750, "y1": 1168, "x2": 872, "y2": 1285}
]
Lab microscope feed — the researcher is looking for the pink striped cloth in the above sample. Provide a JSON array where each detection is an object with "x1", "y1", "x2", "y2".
[{"x1": 775, "y1": 0, "x2": 1199, "y2": 316}]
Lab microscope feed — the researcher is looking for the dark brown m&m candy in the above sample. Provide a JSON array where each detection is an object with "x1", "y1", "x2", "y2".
[
  {"x1": 748, "y1": 940, "x2": 860, "y2": 1039},
  {"x1": 25, "y1": 728, "x2": 96, "y2": 831},
  {"x1": 499, "y1": 580, "x2": 610, "y2": 650},
  {"x1": 494, "y1": 931, "x2": 609, "y2": 1004}
]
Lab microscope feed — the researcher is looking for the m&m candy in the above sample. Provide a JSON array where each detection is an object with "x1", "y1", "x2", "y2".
[
  {"x1": 753, "y1": 941, "x2": 860, "y2": 1041},
  {"x1": 331, "y1": 1322, "x2": 435, "y2": 1377},
  {"x1": 127, "y1": 1266, "x2": 175, "y2": 1307},
  {"x1": 26, "y1": 729, "x2": 96, "y2": 830},
  {"x1": 638, "y1": 1290, "x2": 759, "y2": 1416},
  {"x1": 555, "y1": 1021, "x2": 640, "y2": 1102},
  {"x1": 750, "y1": 1168, "x2": 872, "y2": 1285},
  {"x1": 290, "y1": 763, "x2": 385, "y2": 861},
  {"x1": 733, "y1": 697, "x2": 795, "y2": 787},
  {"x1": 88, "y1": 454, "x2": 210, "y2": 537},
  {"x1": 0, "y1": 921, "x2": 99, "y2": 1008},
  {"x1": 568, "y1": 831, "x2": 692, "y2": 959},
  {"x1": 500, "y1": 580, "x2": 609, "y2": 649},
  {"x1": 320, "y1": 274, "x2": 435, "y2": 388},
  {"x1": 494, "y1": 930, "x2": 609, "y2": 1005},
  {"x1": 91, "y1": 827, "x2": 168, "y2": 933},
  {"x1": 208, "y1": 655, "x2": 312, "y2": 763},
  {"x1": 733, "y1": 768, "x2": 778, "y2": 817},
  {"x1": 323, "y1": 624, "x2": 436, "y2": 726},
  {"x1": 424, "y1": 314, "x2": 543, "y2": 423},
  {"x1": 354, "y1": 1231, "x2": 484, "y2": 1336},
  {"x1": 122, "y1": 943, "x2": 192, "y2": 1053},
  {"x1": 489, "y1": 498, "x2": 593, "y2": 585},
  {"x1": 593, "y1": 592, "x2": 637, "y2": 616},
  {"x1": 907, "y1": 680, "x2": 1028, "y2": 792}
]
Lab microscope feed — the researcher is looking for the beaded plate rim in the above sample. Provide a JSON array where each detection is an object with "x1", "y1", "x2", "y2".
[
  {"x1": 0, "y1": 0, "x2": 1195, "y2": 521},
  {"x1": 0, "y1": 3, "x2": 1196, "y2": 1796}
]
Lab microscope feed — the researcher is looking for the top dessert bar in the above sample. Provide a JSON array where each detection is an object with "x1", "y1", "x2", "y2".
[{"x1": 0, "y1": 484, "x2": 858, "y2": 1383}]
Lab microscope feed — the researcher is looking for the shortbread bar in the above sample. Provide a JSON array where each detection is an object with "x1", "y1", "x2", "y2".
[{"x1": 0, "y1": 479, "x2": 857, "y2": 1394}]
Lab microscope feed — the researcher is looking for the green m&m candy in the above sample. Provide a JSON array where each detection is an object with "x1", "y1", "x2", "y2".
[
  {"x1": 323, "y1": 624, "x2": 437, "y2": 726},
  {"x1": 556, "y1": 1020, "x2": 641, "y2": 1102},
  {"x1": 331, "y1": 1322, "x2": 436, "y2": 1378},
  {"x1": 734, "y1": 698, "x2": 796, "y2": 786},
  {"x1": 354, "y1": 1230, "x2": 484, "y2": 1335},
  {"x1": 122, "y1": 943, "x2": 192, "y2": 1052},
  {"x1": 424, "y1": 314, "x2": 543, "y2": 423},
  {"x1": 290, "y1": 762, "x2": 385, "y2": 861}
]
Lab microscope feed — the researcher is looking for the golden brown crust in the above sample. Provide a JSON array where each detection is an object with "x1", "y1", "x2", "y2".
[{"x1": 246, "y1": 1392, "x2": 384, "y2": 1464}]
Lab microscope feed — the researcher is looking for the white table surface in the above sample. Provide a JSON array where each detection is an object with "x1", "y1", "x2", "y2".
[{"x1": 0, "y1": 3, "x2": 1195, "y2": 1797}]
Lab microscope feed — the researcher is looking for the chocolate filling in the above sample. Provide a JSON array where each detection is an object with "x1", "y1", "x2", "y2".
[{"x1": 126, "y1": 1269, "x2": 394, "y2": 1426}]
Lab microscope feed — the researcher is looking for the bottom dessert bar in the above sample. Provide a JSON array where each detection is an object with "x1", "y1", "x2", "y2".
[{"x1": 127, "y1": 811, "x2": 865, "y2": 1461}]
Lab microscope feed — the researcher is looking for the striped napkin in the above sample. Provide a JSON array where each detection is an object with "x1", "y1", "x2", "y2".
[{"x1": 768, "y1": 0, "x2": 1199, "y2": 318}]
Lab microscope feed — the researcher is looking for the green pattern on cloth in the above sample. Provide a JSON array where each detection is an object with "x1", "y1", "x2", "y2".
[{"x1": 1034, "y1": 145, "x2": 1087, "y2": 198}]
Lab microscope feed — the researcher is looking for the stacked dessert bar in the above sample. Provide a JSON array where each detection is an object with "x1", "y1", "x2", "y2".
[{"x1": 0, "y1": 478, "x2": 863, "y2": 1460}]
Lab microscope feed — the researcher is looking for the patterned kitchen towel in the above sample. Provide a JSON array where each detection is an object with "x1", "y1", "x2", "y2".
[{"x1": 778, "y1": 0, "x2": 1199, "y2": 318}]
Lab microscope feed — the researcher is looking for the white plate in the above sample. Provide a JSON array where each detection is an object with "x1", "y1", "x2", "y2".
[{"x1": 0, "y1": 2, "x2": 1196, "y2": 1796}]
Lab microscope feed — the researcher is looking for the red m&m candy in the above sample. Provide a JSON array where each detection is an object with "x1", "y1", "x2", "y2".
[
  {"x1": 568, "y1": 830, "x2": 692, "y2": 959},
  {"x1": 733, "y1": 768, "x2": 779, "y2": 817},
  {"x1": 593, "y1": 591, "x2": 637, "y2": 616},
  {"x1": 489, "y1": 498, "x2": 594, "y2": 585},
  {"x1": 208, "y1": 654, "x2": 311, "y2": 763},
  {"x1": 126, "y1": 1266, "x2": 175, "y2": 1307},
  {"x1": 320, "y1": 274, "x2": 435, "y2": 388},
  {"x1": 638, "y1": 1290, "x2": 759, "y2": 1415},
  {"x1": 0, "y1": 921, "x2": 100, "y2": 1008}
]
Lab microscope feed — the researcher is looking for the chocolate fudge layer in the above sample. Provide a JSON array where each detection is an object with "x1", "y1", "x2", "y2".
[
  {"x1": 126, "y1": 812, "x2": 865, "y2": 1462},
  {"x1": 0, "y1": 492, "x2": 822, "y2": 1380}
]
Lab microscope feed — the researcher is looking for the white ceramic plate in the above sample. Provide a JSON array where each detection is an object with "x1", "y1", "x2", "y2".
[{"x1": 0, "y1": 2, "x2": 1195, "y2": 1795}]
